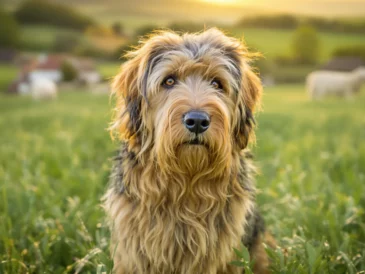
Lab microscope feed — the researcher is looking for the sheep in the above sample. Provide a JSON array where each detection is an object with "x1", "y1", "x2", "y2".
[
  {"x1": 30, "y1": 77, "x2": 58, "y2": 101},
  {"x1": 306, "y1": 67, "x2": 365, "y2": 100}
]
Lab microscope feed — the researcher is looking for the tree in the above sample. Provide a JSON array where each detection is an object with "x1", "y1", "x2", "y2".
[
  {"x1": 0, "y1": 9, "x2": 20, "y2": 48},
  {"x1": 15, "y1": 0, "x2": 94, "y2": 31},
  {"x1": 61, "y1": 61, "x2": 78, "y2": 82},
  {"x1": 292, "y1": 25, "x2": 321, "y2": 65}
]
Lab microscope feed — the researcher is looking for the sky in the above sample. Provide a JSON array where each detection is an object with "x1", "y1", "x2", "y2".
[
  {"x1": 3, "y1": 0, "x2": 365, "y2": 26},
  {"x1": 197, "y1": 0, "x2": 365, "y2": 17}
]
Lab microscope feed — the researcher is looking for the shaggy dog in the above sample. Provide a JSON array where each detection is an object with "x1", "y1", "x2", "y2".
[{"x1": 104, "y1": 28, "x2": 273, "y2": 274}]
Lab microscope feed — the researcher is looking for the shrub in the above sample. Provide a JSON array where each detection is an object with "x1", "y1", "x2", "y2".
[
  {"x1": 0, "y1": 9, "x2": 20, "y2": 48},
  {"x1": 61, "y1": 61, "x2": 78, "y2": 82},
  {"x1": 15, "y1": 0, "x2": 94, "y2": 31},
  {"x1": 332, "y1": 45, "x2": 365, "y2": 61},
  {"x1": 292, "y1": 25, "x2": 320, "y2": 65}
]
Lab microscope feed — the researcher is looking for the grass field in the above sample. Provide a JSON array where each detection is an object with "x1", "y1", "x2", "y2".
[
  {"x1": 1, "y1": 85, "x2": 365, "y2": 273},
  {"x1": 18, "y1": 23, "x2": 365, "y2": 63},
  {"x1": 0, "y1": 65, "x2": 17, "y2": 92},
  {"x1": 231, "y1": 27, "x2": 365, "y2": 61},
  {"x1": 19, "y1": 25, "x2": 83, "y2": 52}
]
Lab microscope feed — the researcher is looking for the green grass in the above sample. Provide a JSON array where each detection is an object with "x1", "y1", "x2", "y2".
[
  {"x1": 0, "y1": 64, "x2": 18, "y2": 93},
  {"x1": 1, "y1": 85, "x2": 365, "y2": 273},
  {"x1": 19, "y1": 25, "x2": 85, "y2": 52},
  {"x1": 18, "y1": 21, "x2": 365, "y2": 63},
  {"x1": 97, "y1": 62, "x2": 120, "y2": 80},
  {"x1": 231, "y1": 27, "x2": 365, "y2": 61}
]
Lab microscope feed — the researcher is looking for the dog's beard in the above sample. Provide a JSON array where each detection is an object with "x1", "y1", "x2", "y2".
[
  {"x1": 176, "y1": 142, "x2": 210, "y2": 175},
  {"x1": 156, "y1": 128, "x2": 231, "y2": 177}
]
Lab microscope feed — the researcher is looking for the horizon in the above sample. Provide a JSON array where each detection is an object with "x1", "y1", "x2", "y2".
[{"x1": 3, "y1": 0, "x2": 365, "y2": 23}]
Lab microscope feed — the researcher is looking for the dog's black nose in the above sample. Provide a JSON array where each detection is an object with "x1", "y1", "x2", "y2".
[{"x1": 183, "y1": 111, "x2": 210, "y2": 134}]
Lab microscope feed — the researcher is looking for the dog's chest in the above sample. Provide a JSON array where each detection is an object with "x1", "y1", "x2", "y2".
[{"x1": 115, "y1": 195, "x2": 247, "y2": 274}]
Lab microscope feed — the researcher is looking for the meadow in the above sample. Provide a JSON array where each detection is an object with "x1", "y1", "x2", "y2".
[
  {"x1": 1, "y1": 84, "x2": 364, "y2": 273},
  {"x1": 18, "y1": 24, "x2": 365, "y2": 62}
]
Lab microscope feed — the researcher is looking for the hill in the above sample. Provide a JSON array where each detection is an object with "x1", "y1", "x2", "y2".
[{"x1": 4, "y1": 0, "x2": 365, "y2": 28}]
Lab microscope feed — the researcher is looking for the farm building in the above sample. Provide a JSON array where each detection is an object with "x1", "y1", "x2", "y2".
[{"x1": 8, "y1": 54, "x2": 101, "y2": 94}]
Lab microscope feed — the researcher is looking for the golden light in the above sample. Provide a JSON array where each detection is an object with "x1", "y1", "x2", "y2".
[{"x1": 201, "y1": 0, "x2": 244, "y2": 5}]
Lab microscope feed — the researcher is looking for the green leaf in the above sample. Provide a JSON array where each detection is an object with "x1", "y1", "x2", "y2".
[
  {"x1": 306, "y1": 242, "x2": 319, "y2": 273},
  {"x1": 240, "y1": 244, "x2": 251, "y2": 262},
  {"x1": 230, "y1": 260, "x2": 245, "y2": 267},
  {"x1": 233, "y1": 247, "x2": 244, "y2": 259}
]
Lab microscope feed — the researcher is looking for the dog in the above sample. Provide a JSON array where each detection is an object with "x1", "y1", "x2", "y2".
[{"x1": 104, "y1": 28, "x2": 274, "y2": 274}]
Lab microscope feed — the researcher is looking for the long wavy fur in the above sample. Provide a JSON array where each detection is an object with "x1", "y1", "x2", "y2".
[{"x1": 103, "y1": 28, "x2": 271, "y2": 274}]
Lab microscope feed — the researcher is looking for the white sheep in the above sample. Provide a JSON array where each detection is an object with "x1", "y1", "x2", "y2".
[
  {"x1": 30, "y1": 78, "x2": 58, "y2": 101},
  {"x1": 306, "y1": 67, "x2": 365, "y2": 100}
]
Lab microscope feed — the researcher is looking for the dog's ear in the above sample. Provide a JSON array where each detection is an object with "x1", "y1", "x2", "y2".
[
  {"x1": 110, "y1": 31, "x2": 177, "y2": 146},
  {"x1": 234, "y1": 66, "x2": 262, "y2": 149},
  {"x1": 111, "y1": 57, "x2": 143, "y2": 143}
]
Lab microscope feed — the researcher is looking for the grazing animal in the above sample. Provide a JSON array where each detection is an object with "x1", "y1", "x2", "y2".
[
  {"x1": 30, "y1": 78, "x2": 57, "y2": 101},
  {"x1": 104, "y1": 28, "x2": 274, "y2": 274},
  {"x1": 306, "y1": 67, "x2": 365, "y2": 99}
]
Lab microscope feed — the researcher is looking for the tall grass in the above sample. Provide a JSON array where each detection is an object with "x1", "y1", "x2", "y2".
[{"x1": 1, "y1": 85, "x2": 364, "y2": 273}]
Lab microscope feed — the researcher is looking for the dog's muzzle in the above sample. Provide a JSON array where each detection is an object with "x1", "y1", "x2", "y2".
[{"x1": 183, "y1": 111, "x2": 210, "y2": 134}]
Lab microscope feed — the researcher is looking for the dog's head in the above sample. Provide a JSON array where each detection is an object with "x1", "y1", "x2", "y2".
[{"x1": 111, "y1": 28, "x2": 262, "y2": 175}]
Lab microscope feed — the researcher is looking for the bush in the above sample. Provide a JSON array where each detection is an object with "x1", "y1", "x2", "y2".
[
  {"x1": 0, "y1": 9, "x2": 20, "y2": 48},
  {"x1": 292, "y1": 25, "x2": 320, "y2": 65},
  {"x1": 15, "y1": 0, "x2": 94, "y2": 31},
  {"x1": 61, "y1": 61, "x2": 78, "y2": 82},
  {"x1": 332, "y1": 45, "x2": 365, "y2": 61}
]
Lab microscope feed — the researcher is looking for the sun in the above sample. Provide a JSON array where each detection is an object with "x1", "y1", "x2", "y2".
[{"x1": 201, "y1": 0, "x2": 244, "y2": 5}]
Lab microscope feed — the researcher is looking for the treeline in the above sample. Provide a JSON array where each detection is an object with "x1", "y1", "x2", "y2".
[
  {"x1": 333, "y1": 45, "x2": 365, "y2": 61},
  {"x1": 236, "y1": 14, "x2": 365, "y2": 34},
  {"x1": 14, "y1": 0, "x2": 94, "y2": 31}
]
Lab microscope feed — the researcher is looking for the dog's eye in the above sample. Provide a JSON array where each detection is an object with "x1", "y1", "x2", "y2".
[
  {"x1": 211, "y1": 79, "x2": 223, "y2": 90},
  {"x1": 162, "y1": 76, "x2": 176, "y2": 88}
]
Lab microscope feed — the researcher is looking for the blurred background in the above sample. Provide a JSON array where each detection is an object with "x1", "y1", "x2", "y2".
[
  {"x1": 1, "y1": 0, "x2": 365, "y2": 273},
  {"x1": 1, "y1": 0, "x2": 365, "y2": 90}
]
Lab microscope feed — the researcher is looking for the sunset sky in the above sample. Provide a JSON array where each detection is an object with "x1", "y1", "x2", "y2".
[
  {"x1": 3, "y1": 0, "x2": 365, "y2": 27},
  {"x1": 197, "y1": 0, "x2": 365, "y2": 17}
]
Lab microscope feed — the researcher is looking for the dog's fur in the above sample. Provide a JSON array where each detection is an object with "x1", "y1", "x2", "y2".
[{"x1": 104, "y1": 28, "x2": 273, "y2": 273}]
